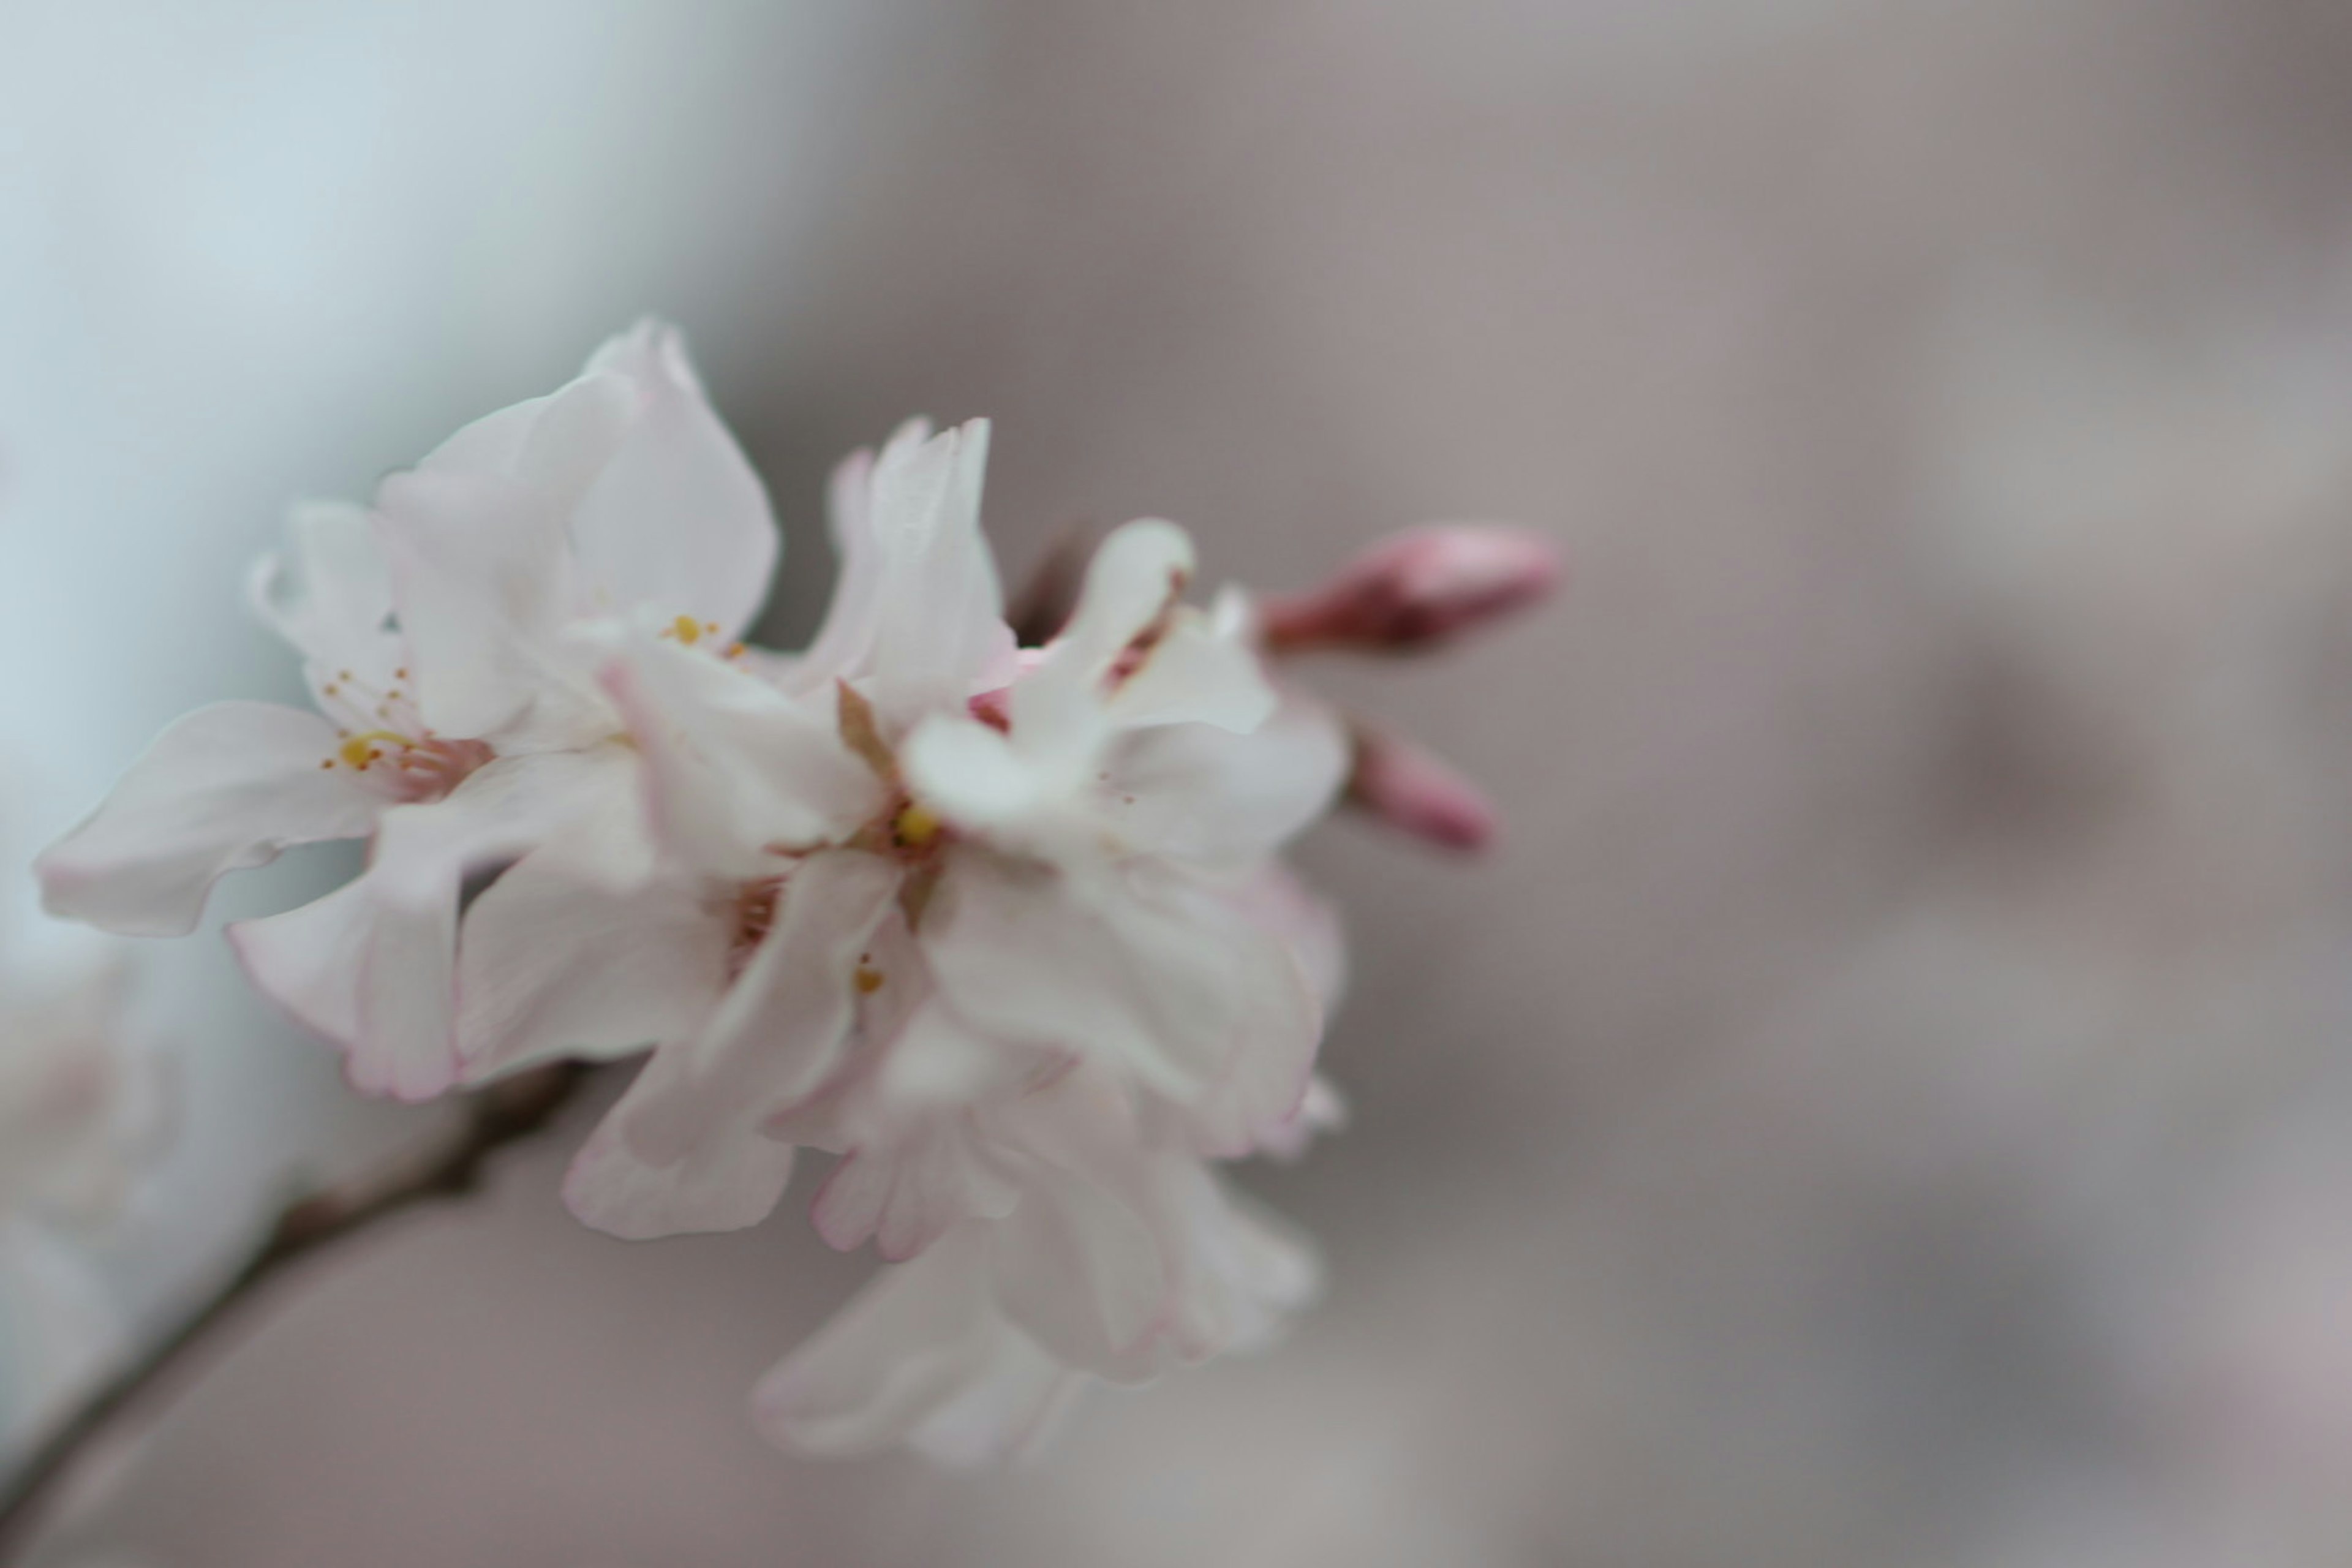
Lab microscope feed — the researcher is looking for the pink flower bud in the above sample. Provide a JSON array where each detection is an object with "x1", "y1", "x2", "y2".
[
  {"x1": 1344, "y1": 724, "x2": 1497, "y2": 851},
  {"x1": 1262, "y1": 524, "x2": 1561, "y2": 654}
]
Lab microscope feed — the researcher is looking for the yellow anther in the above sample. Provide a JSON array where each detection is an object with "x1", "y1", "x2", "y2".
[
  {"x1": 892, "y1": 802, "x2": 942, "y2": 849},
  {"x1": 668, "y1": 614, "x2": 703, "y2": 646},
  {"x1": 337, "y1": 729, "x2": 409, "y2": 769},
  {"x1": 854, "y1": 964, "x2": 884, "y2": 995}
]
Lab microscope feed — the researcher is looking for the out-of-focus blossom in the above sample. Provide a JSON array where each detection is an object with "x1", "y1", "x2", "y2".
[
  {"x1": 0, "y1": 956, "x2": 163, "y2": 1442},
  {"x1": 37, "y1": 323, "x2": 775, "y2": 1100}
]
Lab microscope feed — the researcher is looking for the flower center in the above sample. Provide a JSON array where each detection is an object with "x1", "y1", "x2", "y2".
[
  {"x1": 660, "y1": 614, "x2": 744, "y2": 657},
  {"x1": 320, "y1": 727, "x2": 492, "y2": 804}
]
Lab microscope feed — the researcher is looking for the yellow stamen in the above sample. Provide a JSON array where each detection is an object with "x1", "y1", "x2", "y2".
[
  {"x1": 669, "y1": 614, "x2": 703, "y2": 646},
  {"x1": 854, "y1": 964, "x2": 884, "y2": 995},
  {"x1": 892, "y1": 802, "x2": 942, "y2": 849},
  {"x1": 337, "y1": 729, "x2": 409, "y2": 769}
]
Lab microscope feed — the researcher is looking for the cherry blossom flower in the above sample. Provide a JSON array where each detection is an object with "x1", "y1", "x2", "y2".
[
  {"x1": 37, "y1": 322, "x2": 775, "y2": 1099},
  {"x1": 458, "y1": 420, "x2": 1348, "y2": 1248},
  {"x1": 31, "y1": 313, "x2": 1561, "y2": 1465}
]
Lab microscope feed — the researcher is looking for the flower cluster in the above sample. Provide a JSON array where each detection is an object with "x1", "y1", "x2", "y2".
[{"x1": 37, "y1": 324, "x2": 1555, "y2": 1458}]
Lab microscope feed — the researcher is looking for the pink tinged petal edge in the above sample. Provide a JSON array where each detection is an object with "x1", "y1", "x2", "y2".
[
  {"x1": 230, "y1": 751, "x2": 627, "y2": 1102},
  {"x1": 38, "y1": 702, "x2": 382, "y2": 938},
  {"x1": 562, "y1": 850, "x2": 902, "y2": 1239}
]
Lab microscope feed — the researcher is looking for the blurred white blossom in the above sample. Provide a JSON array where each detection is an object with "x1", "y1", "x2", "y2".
[{"x1": 0, "y1": 954, "x2": 162, "y2": 1444}]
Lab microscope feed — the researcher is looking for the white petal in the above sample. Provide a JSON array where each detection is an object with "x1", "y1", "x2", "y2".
[
  {"x1": 38, "y1": 703, "x2": 381, "y2": 937},
  {"x1": 777, "y1": 445, "x2": 886, "y2": 696},
  {"x1": 232, "y1": 752, "x2": 626, "y2": 1101},
  {"x1": 246, "y1": 500, "x2": 402, "y2": 699},
  {"x1": 1102, "y1": 692, "x2": 1348, "y2": 864},
  {"x1": 922, "y1": 855, "x2": 1319, "y2": 1104},
  {"x1": 899, "y1": 714, "x2": 1039, "y2": 832},
  {"x1": 907, "y1": 1340, "x2": 1083, "y2": 1468},
  {"x1": 1001, "y1": 519, "x2": 1199, "y2": 775},
  {"x1": 859, "y1": 419, "x2": 1017, "y2": 723},
  {"x1": 986, "y1": 1161, "x2": 1168, "y2": 1379},
  {"x1": 567, "y1": 322, "x2": 779, "y2": 637},
  {"x1": 455, "y1": 849, "x2": 727, "y2": 1082},
  {"x1": 1057, "y1": 518, "x2": 1194, "y2": 662},
  {"x1": 597, "y1": 628, "x2": 876, "y2": 878},
  {"x1": 1156, "y1": 1165, "x2": 1321, "y2": 1360},
  {"x1": 1104, "y1": 615, "x2": 1275, "y2": 734},
  {"x1": 366, "y1": 748, "x2": 625, "y2": 913},
  {"x1": 228, "y1": 875, "x2": 374, "y2": 1047},
  {"x1": 229, "y1": 875, "x2": 460, "y2": 1101},
  {"x1": 374, "y1": 467, "x2": 600, "y2": 744},
  {"x1": 564, "y1": 850, "x2": 900, "y2": 1238},
  {"x1": 810, "y1": 1012, "x2": 1025, "y2": 1261},
  {"x1": 559, "y1": 1050, "x2": 799, "y2": 1242},
  {"x1": 751, "y1": 1224, "x2": 1024, "y2": 1457}
]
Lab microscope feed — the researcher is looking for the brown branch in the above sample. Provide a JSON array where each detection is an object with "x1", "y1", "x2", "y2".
[{"x1": 0, "y1": 1060, "x2": 592, "y2": 1561}]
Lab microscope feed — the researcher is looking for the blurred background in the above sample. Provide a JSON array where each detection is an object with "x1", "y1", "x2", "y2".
[{"x1": 10, "y1": 0, "x2": 2352, "y2": 1562}]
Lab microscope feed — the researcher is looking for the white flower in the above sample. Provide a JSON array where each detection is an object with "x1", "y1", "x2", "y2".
[{"x1": 37, "y1": 322, "x2": 775, "y2": 1099}]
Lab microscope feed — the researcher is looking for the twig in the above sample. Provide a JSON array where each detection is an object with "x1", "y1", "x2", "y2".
[{"x1": 0, "y1": 1060, "x2": 592, "y2": 1561}]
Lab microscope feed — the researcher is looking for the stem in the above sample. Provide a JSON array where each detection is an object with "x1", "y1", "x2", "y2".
[{"x1": 0, "y1": 1060, "x2": 591, "y2": 1561}]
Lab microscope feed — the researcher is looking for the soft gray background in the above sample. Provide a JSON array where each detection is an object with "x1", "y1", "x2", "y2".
[{"x1": 13, "y1": 1, "x2": 2352, "y2": 1563}]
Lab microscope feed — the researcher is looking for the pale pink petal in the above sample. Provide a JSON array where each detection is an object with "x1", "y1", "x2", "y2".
[
  {"x1": 858, "y1": 419, "x2": 1017, "y2": 724},
  {"x1": 374, "y1": 466, "x2": 600, "y2": 745},
  {"x1": 228, "y1": 876, "x2": 375, "y2": 1048},
  {"x1": 38, "y1": 703, "x2": 382, "y2": 937},
  {"x1": 597, "y1": 627, "x2": 876, "y2": 880},
  {"x1": 1154, "y1": 1164, "x2": 1322, "y2": 1361},
  {"x1": 233, "y1": 750, "x2": 627, "y2": 1101},
  {"x1": 807, "y1": 1008, "x2": 1029, "y2": 1261},
  {"x1": 1102, "y1": 616, "x2": 1274, "y2": 734},
  {"x1": 1102, "y1": 692, "x2": 1348, "y2": 864},
  {"x1": 567, "y1": 322, "x2": 778, "y2": 638},
  {"x1": 245, "y1": 500, "x2": 402, "y2": 704},
  {"x1": 455, "y1": 848, "x2": 727, "y2": 1082},
  {"x1": 559, "y1": 1049, "x2": 799, "y2": 1242},
  {"x1": 564, "y1": 850, "x2": 900, "y2": 1238},
  {"x1": 922, "y1": 856, "x2": 1319, "y2": 1106},
  {"x1": 897, "y1": 713, "x2": 1038, "y2": 832},
  {"x1": 986, "y1": 1159, "x2": 1169, "y2": 1380},
  {"x1": 775, "y1": 444, "x2": 886, "y2": 696},
  {"x1": 751, "y1": 1224, "x2": 1022, "y2": 1458},
  {"x1": 1006, "y1": 519, "x2": 1194, "y2": 770},
  {"x1": 906, "y1": 1343, "x2": 1084, "y2": 1468}
]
